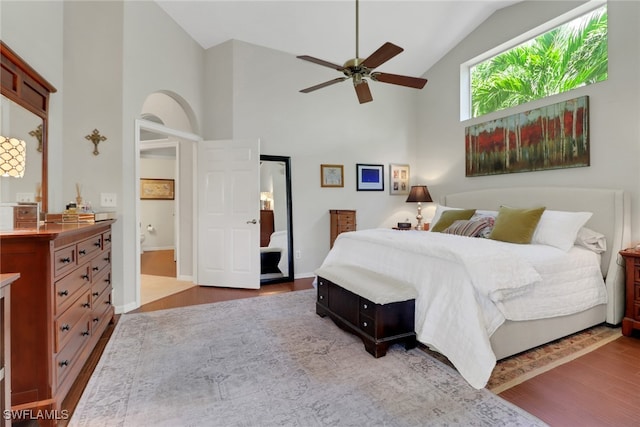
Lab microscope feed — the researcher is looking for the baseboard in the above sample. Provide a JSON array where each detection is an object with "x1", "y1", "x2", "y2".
[
  {"x1": 294, "y1": 272, "x2": 316, "y2": 279},
  {"x1": 141, "y1": 246, "x2": 175, "y2": 252},
  {"x1": 177, "y1": 274, "x2": 193, "y2": 282},
  {"x1": 117, "y1": 301, "x2": 138, "y2": 314}
]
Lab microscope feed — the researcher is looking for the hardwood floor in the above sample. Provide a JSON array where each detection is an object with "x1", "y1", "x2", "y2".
[
  {"x1": 59, "y1": 279, "x2": 639, "y2": 426},
  {"x1": 500, "y1": 332, "x2": 640, "y2": 426},
  {"x1": 140, "y1": 249, "x2": 176, "y2": 277}
]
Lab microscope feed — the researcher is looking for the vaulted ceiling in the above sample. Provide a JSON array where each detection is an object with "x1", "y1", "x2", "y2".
[{"x1": 156, "y1": 0, "x2": 521, "y2": 77}]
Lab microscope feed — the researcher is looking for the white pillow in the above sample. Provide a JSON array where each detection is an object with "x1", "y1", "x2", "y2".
[
  {"x1": 531, "y1": 210, "x2": 593, "y2": 251},
  {"x1": 575, "y1": 227, "x2": 607, "y2": 253}
]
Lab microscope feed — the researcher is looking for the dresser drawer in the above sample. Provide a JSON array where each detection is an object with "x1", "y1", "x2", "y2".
[
  {"x1": 54, "y1": 263, "x2": 91, "y2": 315},
  {"x1": 77, "y1": 234, "x2": 103, "y2": 261},
  {"x1": 55, "y1": 314, "x2": 92, "y2": 386},
  {"x1": 91, "y1": 250, "x2": 111, "y2": 277},
  {"x1": 91, "y1": 270, "x2": 111, "y2": 304},
  {"x1": 635, "y1": 283, "x2": 640, "y2": 302},
  {"x1": 55, "y1": 291, "x2": 92, "y2": 352},
  {"x1": 103, "y1": 230, "x2": 112, "y2": 250},
  {"x1": 92, "y1": 287, "x2": 113, "y2": 327},
  {"x1": 634, "y1": 303, "x2": 640, "y2": 320},
  {"x1": 634, "y1": 266, "x2": 640, "y2": 283},
  {"x1": 54, "y1": 245, "x2": 77, "y2": 277}
]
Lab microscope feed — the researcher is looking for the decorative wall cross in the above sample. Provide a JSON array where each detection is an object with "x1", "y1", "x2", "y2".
[
  {"x1": 29, "y1": 123, "x2": 43, "y2": 152},
  {"x1": 84, "y1": 129, "x2": 107, "y2": 155}
]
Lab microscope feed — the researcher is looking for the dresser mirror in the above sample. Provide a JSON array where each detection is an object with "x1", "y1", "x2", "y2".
[
  {"x1": 0, "y1": 95, "x2": 44, "y2": 206},
  {"x1": 259, "y1": 155, "x2": 294, "y2": 284},
  {"x1": 0, "y1": 41, "x2": 56, "y2": 213}
]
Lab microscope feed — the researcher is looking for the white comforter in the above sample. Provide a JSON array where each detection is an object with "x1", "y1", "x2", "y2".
[{"x1": 319, "y1": 228, "x2": 607, "y2": 389}]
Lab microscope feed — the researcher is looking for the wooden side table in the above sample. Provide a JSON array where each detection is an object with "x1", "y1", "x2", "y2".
[
  {"x1": 330, "y1": 210, "x2": 356, "y2": 248},
  {"x1": 619, "y1": 248, "x2": 640, "y2": 336}
]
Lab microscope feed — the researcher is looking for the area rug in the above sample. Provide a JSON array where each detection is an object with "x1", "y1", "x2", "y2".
[
  {"x1": 421, "y1": 324, "x2": 621, "y2": 394},
  {"x1": 70, "y1": 289, "x2": 545, "y2": 426}
]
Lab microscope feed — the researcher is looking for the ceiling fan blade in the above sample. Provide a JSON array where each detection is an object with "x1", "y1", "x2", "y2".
[
  {"x1": 297, "y1": 55, "x2": 345, "y2": 71},
  {"x1": 354, "y1": 80, "x2": 373, "y2": 104},
  {"x1": 361, "y1": 42, "x2": 404, "y2": 70},
  {"x1": 371, "y1": 72, "x2": 428, "y2": 89},
  {"x1": 300, "y1": 77, "x2": 348, "y2": 93}
]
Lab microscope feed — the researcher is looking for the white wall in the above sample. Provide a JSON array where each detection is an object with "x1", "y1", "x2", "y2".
[
  {"x1": 205, "y1": 40, "x2": 424, "y2": 277},
  {"x1": 416, "y1": 0, "x2": 640, "y2": 243}
]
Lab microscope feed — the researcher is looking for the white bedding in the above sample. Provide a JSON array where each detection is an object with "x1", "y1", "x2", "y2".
[{"x1": 318, "y1": 228, "x2": 607, "y2": 389}]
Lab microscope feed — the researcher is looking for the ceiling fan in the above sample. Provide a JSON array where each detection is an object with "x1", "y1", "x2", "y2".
[{"x1": 297, "y1": 0, "x2": 428, "y2": 104}]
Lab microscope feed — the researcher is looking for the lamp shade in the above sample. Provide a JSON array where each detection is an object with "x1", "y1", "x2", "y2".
[
  {"x1": 406, "y1": 185, "x2": 432, "y2": 203},
  {"x1": 0, "y1": 136, "x2": 26, "y2": 178}
]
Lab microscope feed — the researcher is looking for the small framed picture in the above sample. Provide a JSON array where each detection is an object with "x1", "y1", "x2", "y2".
[
  {"x1": 356, "y1": 164, "x2": 384, "y2": 191},
  {"x1": 320, "y1": 164, "x2": 344, "y2": 187},
  {"x1": 389, "y1": 164, "x2": 410, "y2": 195},
  {"x1": 140, "y1": 178, "x2": 175, "y2": 200}
]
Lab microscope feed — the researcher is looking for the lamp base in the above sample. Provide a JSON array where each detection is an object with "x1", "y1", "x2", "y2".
[{"x1": 414, "y1": 202, "x2": 423, "y2": 230}]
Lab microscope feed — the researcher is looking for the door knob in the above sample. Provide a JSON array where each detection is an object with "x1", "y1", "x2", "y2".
[{"x1": 246, "y1": 219, "x2": 257, "y2": 224}]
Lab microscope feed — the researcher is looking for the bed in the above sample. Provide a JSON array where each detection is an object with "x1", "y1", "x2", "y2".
[{"x1": 317, "y1": 187, "x2": 630, "y2": 389}]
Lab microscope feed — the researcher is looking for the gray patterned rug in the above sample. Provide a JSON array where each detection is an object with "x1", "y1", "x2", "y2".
[{"x1": 70, "y1": 289, "x2": 546, "y2": 426}]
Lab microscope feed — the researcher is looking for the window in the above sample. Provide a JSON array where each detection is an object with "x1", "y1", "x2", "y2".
[{"x1": 467, "y1": 2, "x2": 607, "y2": 119}]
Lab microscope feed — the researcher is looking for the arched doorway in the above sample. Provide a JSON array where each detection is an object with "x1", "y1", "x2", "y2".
[{"x1": 135, "y1": 92, "x2": 200, "y2": 306}]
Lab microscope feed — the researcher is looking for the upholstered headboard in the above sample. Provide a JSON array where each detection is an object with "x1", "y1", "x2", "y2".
[{"x1": 442, "y1": 187, "x2": 630, "y2": 325}]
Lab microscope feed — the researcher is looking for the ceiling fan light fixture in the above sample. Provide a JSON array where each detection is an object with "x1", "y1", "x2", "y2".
[{"x1": 297, "y1": 0, "x2": 428, "y2": 103}]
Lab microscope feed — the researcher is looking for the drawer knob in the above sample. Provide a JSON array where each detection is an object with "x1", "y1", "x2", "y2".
[
  {"x1": 79, "y1": 249, "x2": 87, "y2": 255},
  {"x1": 105, "y1": 278, "x2": 111, "y2": 284},
  {"x1": 93, "y1": 266, "x2": 99, "y2": 271},
  {"x1": 93, "y1": 291, "x2": 100, "y2": 297},
  {"x1": 81, "y1": 331, "x2": 90, "y2": 336},
  {"x1": 105, "y1": 237, "x2": 111, "y2": 242},
  {"x1": 82, "y1": 274, "x2": 90, "y2": 281},
  {"x1": 61, "y1": 257, "x2": 71, "y2": 264},
  {"x1": 105, "y1": 300, "x2": 111, "y2": 305},
  {"x1": 363, "y1": 321, "x2": 368, "y2": 327},
  {"x1": 104, "y1": 256, "x2": 110, "y2": 262},
  {"x1": 61, "y1": 324, "x2": 70, "y2": 331},
  {"x1": 94, "y1": 241, "x2": 101, "y2": 247},
  {"x1": 59, "y1": 360, "x2": 69, "y2": 367},
  {"x1": 58, "y1": 290, "x2": 69, "y2": 297},
  {"x1": 82, "y1": 302, "x2": 91, "y2": 308},
  {"x1": 319, "y1": 295, "x2": 324, "y2": 300},
  {"x1": 93, "y1": 317, "x2": 99, "y2": 323},
  {"x1": 363, "y1": 303, "x2": 368, "y2": 309}
]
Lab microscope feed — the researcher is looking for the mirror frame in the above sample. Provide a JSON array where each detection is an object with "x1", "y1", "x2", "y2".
[
  {"x1": 1, "y1": 41, "x2": 57, "y2": 212},
  {"x1": 260, "y1": 154, "x2": 294, "y2": 284}
]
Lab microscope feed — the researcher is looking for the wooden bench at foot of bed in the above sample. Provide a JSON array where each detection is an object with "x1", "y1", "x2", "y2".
[{"x1": 315, "y1": 265, "x2": 418, "y2": 357}]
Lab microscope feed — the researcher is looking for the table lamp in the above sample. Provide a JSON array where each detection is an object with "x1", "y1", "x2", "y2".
[{"x1": 406, "y1": 185, "x2": 432, "y2": 230}]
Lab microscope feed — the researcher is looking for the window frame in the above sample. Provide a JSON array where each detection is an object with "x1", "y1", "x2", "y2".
[{"x1": 460, "y1": 0, "x2": 607, "y2": 121}]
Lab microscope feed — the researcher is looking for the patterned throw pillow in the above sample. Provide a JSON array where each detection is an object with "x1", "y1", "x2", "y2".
[{"x1": 442, "y1": 216, "x2": 495, "y2": 237}]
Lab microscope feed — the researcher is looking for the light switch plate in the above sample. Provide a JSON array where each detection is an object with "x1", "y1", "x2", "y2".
[{"x1": 100, "y1": 193, "x2": 117, "y2": 207}]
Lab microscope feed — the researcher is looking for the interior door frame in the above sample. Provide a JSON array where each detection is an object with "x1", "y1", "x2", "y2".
[
  {"x1": 134, "y1": 119, "x2": 200, "y2": 308},
  {"x1": 260, "y1": 154, "x2": 294, "y2": 284}
]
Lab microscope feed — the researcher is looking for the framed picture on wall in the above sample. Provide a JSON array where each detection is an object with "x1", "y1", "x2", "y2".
[
  {"x1": 140, "y1": 178, "x2": 175, "y2": 200},
  {"x1": 320, "y1": 164, "x2": 344, "y2": 187},
  {"x1": 356, "y1": 164, "x2": 384, "y2": 191},
  {"x1": 389, "y1": 163, "x2": 410, "y2": 195}
]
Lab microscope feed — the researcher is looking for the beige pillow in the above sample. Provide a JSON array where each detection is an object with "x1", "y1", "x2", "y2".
[
  {"x1": 489, "y1": 206, "x2": 546, "y2": 244},
  {"x1": 431, "y1": 209, "x2": 476, "y2": 232}
]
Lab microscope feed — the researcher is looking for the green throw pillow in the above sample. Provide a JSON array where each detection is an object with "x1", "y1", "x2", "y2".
[
  {"x1": 489, "y1": 206, "x2": 546, "y2": 244},
  {"x1": 431, "y1": 209, "x2": 476, "y2": 232}
]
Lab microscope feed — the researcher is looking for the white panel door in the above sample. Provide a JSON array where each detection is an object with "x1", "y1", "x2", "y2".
[{"x1": 196, "y1": 139, "x2": 260, "y2": 288}]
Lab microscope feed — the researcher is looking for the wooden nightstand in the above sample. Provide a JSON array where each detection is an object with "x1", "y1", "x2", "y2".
[
  {"x1": 619, "y1": 248, "x2": 640, "y2": 336},
  {"x1": 330, "y1": 210, "x2": 356, "y2": 248}
]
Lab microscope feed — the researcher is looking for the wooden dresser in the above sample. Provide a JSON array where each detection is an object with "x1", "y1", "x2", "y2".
[
  {"x1": 260, "y1": 209, "x2": 275, "y2": 247},
  {"x1": 0, "y1": 273, "x2": 18, "y2": 427},
  {"x1": 329, "y1": 210, "x2": 356, "y2": 248},
  {"x1": 620, "y1": 248, "x2": 640, "y2": 336},
  {"x1": 0, "y1": 221, "x2": 115, "y2": 421}
]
